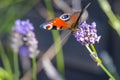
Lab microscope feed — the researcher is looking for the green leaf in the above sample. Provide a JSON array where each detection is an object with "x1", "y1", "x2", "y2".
[
  {"x1": 0, "y1": 67, "x2": 10, "y2": 80},
  {"x1": 0, "y1": 0, "x2": 13, "y2": 9},
  {"x1": 0, "y1": 0, "x2": 39, "y2": 35}
]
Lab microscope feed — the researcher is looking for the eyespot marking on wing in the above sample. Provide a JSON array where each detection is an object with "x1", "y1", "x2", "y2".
[
  {"x1": 40, "y1": 23, "x2": 53, "y2": 30},
  {"x1": 59, "y1": 13, "x2": 71, "y2": 21}
]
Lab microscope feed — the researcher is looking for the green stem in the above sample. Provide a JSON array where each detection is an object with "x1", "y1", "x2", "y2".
[
  {"x1": 90, "y1": 44, "x2": 97, "y2": 53},
  {"x1": 100, "y1": 64, "x2": 115, "y2": 80},
  {"x1": 52, "y1": 31, "x2": 65, "y2": 75},
  {"x1": 44, "y1": 0, "x2": 55, "y2": 19},
  {"x1": 98, "y1": 0, "x2": 120, "y2": 36},
  {"x1": 44, "y1": 0, "x2": 65, "y2": 75},
  {"x1": 85, "y1": 45, "x2": 116, "y2": 80},
  {"x1": 32, "y1": 57, "x2": 37, "y2": 80},
  {"x1": 13, "y1": 52, "x2": 19, "y2": 80},
  {"x1": 0, "y1": 41, "x2": 13, "y2": 80}
]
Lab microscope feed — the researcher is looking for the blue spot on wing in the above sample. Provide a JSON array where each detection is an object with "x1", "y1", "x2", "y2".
[
  {"x1": 62, "y1": 15, "x2": 69, "y2": 19},
  {"x1": 40, "y1": 23, "x2": 46, "y2": 29}
]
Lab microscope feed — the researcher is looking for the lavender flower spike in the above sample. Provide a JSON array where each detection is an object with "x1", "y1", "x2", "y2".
[
  {"x1": 74, "y1": 21, "x2": 101, "y2": 45},
  {"x1": 11, "y1": 19, "x2": 39, "y2": 58}
]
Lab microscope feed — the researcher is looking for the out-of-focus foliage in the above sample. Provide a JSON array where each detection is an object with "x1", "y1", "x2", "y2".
[
  {"x1": 0, "y1": 67, "x2": 11, "y2": 80},
  {"x1": 0, "y1": 0, "x2": 38, "y2": 36},
  {"x1": 98, "y1": 0, "x2": 120, "y2": 36},
  {"x1": 44, "y1": 0, "x2": 65, "y2": 75}
]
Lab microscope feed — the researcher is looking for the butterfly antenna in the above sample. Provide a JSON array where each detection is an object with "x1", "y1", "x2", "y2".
[
  {"x1": 73, "y1": 3, "x2": 91, "y2": 32},
  {"x1": 77, "y1": 3, "x2": 91, "y2": 25},
  {"x1": 84, "y1": 3, "x2": 91, "y2": 10},
  {"x1": 81, "y1": 3, "x2": 91, "y2": 15},
  {"x1": 82, "y1": 3, "x2": 91, "y2": 12}
]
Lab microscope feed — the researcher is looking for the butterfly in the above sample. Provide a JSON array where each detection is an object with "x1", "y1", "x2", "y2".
[{"x1": 40, "y1": 3, "x2": 90, "y2": 32}]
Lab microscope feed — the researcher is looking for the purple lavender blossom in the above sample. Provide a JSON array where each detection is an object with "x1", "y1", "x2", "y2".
[
  {"x1": 74, "y1": 21, "x2": 101, "y2": 45},
  {"x1": 13, "y1": 19, "x2": 34, "y2": 35},
  {"x1": 11, "y1": 19, "x2": 39, "y2": 58}
]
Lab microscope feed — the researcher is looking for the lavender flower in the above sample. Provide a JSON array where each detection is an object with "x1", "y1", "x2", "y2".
[
  {"x1": 13, "y1": 20, "x2": 34, "y2": 35},
  {"x1": 11, "y1": 19, "x2": 39, "y2": 58},
  {"x1": 74, "y1": 21, "x2": 101, "y2": 45}
]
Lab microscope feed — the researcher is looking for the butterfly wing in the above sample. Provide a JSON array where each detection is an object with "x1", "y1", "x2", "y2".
[
  {"x1": 40, "y1": 3, "x2": 90, "y2": 31},
  {"x1": 40, "y1": 18, "x2": 68, "y2": 30},
  {"x1": 65, "y1": 12, "x2": 81, "y2": 31},
  {"x1": 40, "y1": 13, "x2": 81, "y2": 30}
]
